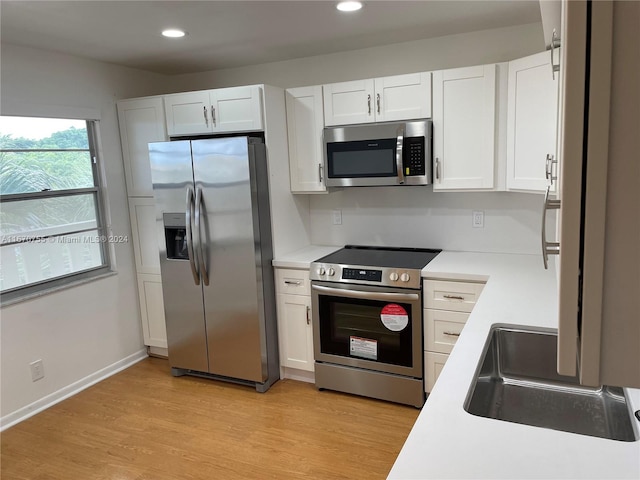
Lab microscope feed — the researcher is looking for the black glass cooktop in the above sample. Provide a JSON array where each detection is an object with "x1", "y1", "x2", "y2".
[{"x1": 316, "y1": 245, "x2": 441, "y2": 269}]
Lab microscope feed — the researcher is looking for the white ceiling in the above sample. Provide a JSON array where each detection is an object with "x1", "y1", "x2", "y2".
[{"x1": 0, "y1": 1, "x2": 542, "y2": 75}]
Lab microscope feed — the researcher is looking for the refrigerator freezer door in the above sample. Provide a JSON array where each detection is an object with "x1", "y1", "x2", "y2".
[
  {"x1": 192, "y1": 138, "x2": 266, "y2": 382},
  {"x1": 149, "y1": 140, "x2": 209, "y2": 373}
]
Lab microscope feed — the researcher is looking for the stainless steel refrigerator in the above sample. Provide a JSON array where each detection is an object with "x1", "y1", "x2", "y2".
[{"x1": 149, "y1": 137, "x2": 279, "y2": 392}]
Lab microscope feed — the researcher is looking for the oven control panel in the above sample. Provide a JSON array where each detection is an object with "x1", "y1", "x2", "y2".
[{"x1": 310, "y1": 263, "x2": 421, "y2": 289}]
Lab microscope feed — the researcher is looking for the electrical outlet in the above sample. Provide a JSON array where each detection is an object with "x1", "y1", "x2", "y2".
[
  {"x1": 30, "y1": 359, "x2": 44, "y2": 382},
  {"x1": 472, "y1": 211, "x2": 484, "y2": 228},
  {"x1": 332, "y1": 209, "x2": 342, "y2": 225}
]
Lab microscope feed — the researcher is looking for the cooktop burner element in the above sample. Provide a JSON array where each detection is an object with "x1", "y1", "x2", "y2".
[{"x1": 310, "y1": 245, "x2": 441, "y2": 289}]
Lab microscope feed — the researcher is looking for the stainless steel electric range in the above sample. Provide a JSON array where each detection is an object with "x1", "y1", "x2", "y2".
[{"x1": 310, "y1": 245, "x2": 441, "y2": 407}]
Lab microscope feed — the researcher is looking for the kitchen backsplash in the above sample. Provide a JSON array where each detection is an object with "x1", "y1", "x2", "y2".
[{"x1": 310, "y1": 188, "x2": 550, "y2": 255}]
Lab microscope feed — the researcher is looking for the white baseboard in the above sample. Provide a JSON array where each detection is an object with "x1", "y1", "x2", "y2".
[
  {"x1": 0, "y1": 349, "x2": 148, "y2": 431},
  {"x1": 281, "y1": 367, "x2": 315, "y2": 384}
]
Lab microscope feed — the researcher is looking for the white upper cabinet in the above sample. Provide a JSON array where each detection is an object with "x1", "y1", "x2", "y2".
[
  {"x1": 116, "y1": 97, "x2": 167, "y2": 197},
  {"x1": 323, "y1": 73, "x2": 431, "y2": 126},
  {"x1": 164, "y1": 86, "x2": 263, "y2": 136},
  {"x1": 432, "y1": 65, "x2": 497, "y2": 191},
  {"x1": 285, "y1": 86, "x2": 327, "y2": 193},
  {"x1": 506, "y1": 51, "x2": 559, "y2": 192}
]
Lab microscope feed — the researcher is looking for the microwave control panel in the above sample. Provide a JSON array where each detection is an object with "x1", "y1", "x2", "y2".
[{"x1": 404, "y1": 137, "x2": 426, "y2": 176}]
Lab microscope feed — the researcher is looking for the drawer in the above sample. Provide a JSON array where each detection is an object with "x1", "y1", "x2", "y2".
[
  {"x1": 424, "y1": 280, "x2": 485, "y2": 312},
  {"x1": 424, "y1": 309, "x2": 469, "y2": 354},
  {"x1": 424, "y1": 351, "x2": 449, "y2": 393},
  {"x1": 275, "y1": 268, "x2": 311, "y2": 296}
]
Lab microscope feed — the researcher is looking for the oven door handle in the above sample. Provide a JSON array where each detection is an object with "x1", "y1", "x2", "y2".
[{"x1": 312, "y1": 285, "x2": 419, "y2": 302}]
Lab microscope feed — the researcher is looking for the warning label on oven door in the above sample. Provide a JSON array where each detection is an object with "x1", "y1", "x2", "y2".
[
  {"x1": 350, "y1": 336, "x2": 378, "y2": 360},
  {"x1": 380, "y1": 304, "x2": 409, "y2": 331}
]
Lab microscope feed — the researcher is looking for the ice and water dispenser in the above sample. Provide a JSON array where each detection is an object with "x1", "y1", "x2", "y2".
[{"x1": 163, "y1": 213, "x2": 189, "y2": 260}]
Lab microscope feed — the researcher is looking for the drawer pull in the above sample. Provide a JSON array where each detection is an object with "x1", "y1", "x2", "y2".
[
  {"x1": 284, "y1": 280, "x2": 302, "y2": 286},
  {"x1": 443, "y1": 331, "x2": 461, "y2": 337},
  {"x1": 443, "y1": 294, "x2": 465, "y2": 300}
]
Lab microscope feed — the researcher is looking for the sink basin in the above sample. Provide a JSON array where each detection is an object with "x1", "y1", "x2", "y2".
[{"x1": 464, "y1": 325, "x2": 639, "y2": 442}]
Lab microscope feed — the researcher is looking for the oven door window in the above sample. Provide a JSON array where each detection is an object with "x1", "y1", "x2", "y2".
[
  {"x1": 326, "y1": 138, "x2": 397, "y2": 179},
  {"x1": 318, "y1": 295, "x2": 413, "y2": 367}
]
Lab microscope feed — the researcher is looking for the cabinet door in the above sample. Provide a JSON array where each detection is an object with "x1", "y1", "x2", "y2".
[
  {"x1": 276, "y1": 294, "x2": 314, "y2": 372},
  {"x1": 164, "y1": 91, "x2": 212, "y2": 136},
  {"x1": 210, "y1": 86, "x2": 263, "y2": 133},
  {"x1": 129, "y1": 198, "x2": 160, "y2": 275},
  {"x1": 506, "y1": 51, "x2": 559, "y2": 192},
  {"x1": 285, "y1": 86, "x2": 326, "y2": 193},
  {"x1": 323, "y1": 79, "x2": 375, "y2": 126},
  {"x1": 137, "y1": 273, "x2": 167, "y2": 348},
  {"x1": 117, "y1": 97, "x2": 167, "y2": 197},
  {"x1": 433, "y1": 65, "x2": 497, "y2": 190},
  {"x1": 375, "y1": 72, "x2": 432, "y2": 122},
  {"x1": 424, "y1": 351, "x2": 448, "y2": 393}
]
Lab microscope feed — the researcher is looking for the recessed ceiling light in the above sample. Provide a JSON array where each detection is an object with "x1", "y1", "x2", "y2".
[
  {"x1": 336, "y1": 1, "x2": 363, "y2": 12},
  {"x1": 162, "y1": 29, "x2": 186, "y2": 38}
]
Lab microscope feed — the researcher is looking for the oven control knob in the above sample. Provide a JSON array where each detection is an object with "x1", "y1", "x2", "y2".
[
  {"x1": 318, "y1": 267, "x2": 326, "y2": 276},
  {"x1": 400, "y1": 273, "x2": 410, "y2": 282},
  {"x1": 389, "y1": 272, "x2": 399, "y2": 281},
  {"x1": 328, "y1": 268, "x2": 335, "y2": 276}
]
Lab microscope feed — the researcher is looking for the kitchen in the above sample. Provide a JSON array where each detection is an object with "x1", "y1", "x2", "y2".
[{"x1": 1, "y1": 1, "x2": 639, "y2": 479}]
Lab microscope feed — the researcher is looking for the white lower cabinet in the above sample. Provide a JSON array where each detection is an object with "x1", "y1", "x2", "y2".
[
  {"x1": 423, "y1": 279, "x2": 485, "y2": 393},
  {"x1": 274, "y1": 268, "x2": 314, "y2": 379},
  {"x1": 137, "y1": 274, "x2": 167, "y2": 348}
]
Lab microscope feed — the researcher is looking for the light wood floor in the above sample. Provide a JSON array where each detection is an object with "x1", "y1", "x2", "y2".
[{"x1": 1, "y1": 357, "x2": 420, "y2": 480}]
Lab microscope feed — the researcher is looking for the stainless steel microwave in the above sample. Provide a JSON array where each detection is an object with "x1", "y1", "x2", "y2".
[{"x1": 323, "y1": 119, "x2": 432, "y2": 187}]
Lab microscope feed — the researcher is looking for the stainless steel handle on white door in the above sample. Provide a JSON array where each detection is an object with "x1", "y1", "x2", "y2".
[
  {"x1": 376, "y1": 93, "x2": 381, "y2": 114},
  {"x1": 318, "y1": 163, "x2": 323, "y2": 183},
  {"x1": 185, "y1": 187, "x2": 200, "y2": 285},
  {"x1": 367, "y1": 94, "x2": 371, "y2": 115},
  {"x1": 312, "y1": 284, "x2": 419, "y2": 302},
  {"x1": 195, "y1": 187, "x2": 209, "y2": 286},
  {"x1": 443, "y1": 295, "x2": 465, "y2": 300},
  {"x1": 551, "y1": 29, "x2": 561, "y2": 80},
  {"x1": 396, "y1": 126, "x2": 405, "y2": 185},
  {"x1": 545, "y1": 154, "x2": 557, "y2": 185},
  {"x1": 284, "y1": 280, "x2": 302, "y2": 286},
  {"x1": 211, "y1": 106, "x2": 216, "y2": 127},
  {"x1": 541, "y1": 186, "x2": 561, "y2": 269},
  {"x1": 306, "y1": 306, "x2": 311, "y2": 325},
  {"x1": 443, "y1": 331, "x2": 461, "y2": 337},
  {"x1": 203, "y1": 106, "x2": 209, "y2": 127},
  {"x1": 435, "y1": 158, "x2": 440, "y2": 181}
]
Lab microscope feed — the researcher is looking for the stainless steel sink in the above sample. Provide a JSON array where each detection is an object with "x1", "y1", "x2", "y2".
[{"x1": 464, "y1": 325, "x2": 639, "y2": 441}]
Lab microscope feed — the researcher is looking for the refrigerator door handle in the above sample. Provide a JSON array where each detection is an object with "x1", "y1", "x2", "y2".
[
  {"x1": 185, "y1": 187, "x2": 200, "y2": 285},
  {"x1": 195, "y1": 187, "x2": 210, "y2": 286}
]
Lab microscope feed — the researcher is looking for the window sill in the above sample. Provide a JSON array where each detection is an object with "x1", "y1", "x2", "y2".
[{"x1": 0, "y1": 270, "x2": 118, "y2": 308}]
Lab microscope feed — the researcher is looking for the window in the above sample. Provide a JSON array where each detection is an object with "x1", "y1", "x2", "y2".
[{"x1": 0, "y1": 116, "x2": 110, "y2": 302}]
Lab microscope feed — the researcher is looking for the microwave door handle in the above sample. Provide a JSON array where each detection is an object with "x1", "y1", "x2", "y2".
[
  {"x1": 312, "y1": 284, "x2": 419, "y2": 303},
  {"x1": 396, "y1": 126, "x2": 405, "y2": 185}
]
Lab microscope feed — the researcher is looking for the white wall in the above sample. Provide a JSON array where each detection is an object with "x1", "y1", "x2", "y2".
[
  {"x1": 173, "y1": 22, "x2": 547, "y2": 255},
  {"x1": 0, "y1": 43, "x2": 171, "y2": 420}
]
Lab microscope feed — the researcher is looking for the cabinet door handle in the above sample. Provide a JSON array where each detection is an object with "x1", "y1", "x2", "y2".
[
  {"x1": 306, "y1": 306, "x2": 311, "y2": 325},
  {"x1": 284, "y1": 280, "x2": 302, "y2": 286},
  {"x1": 367, "y1": 94, "x2": 371, "y2": 115},
  {"x1": 443, "y1": 294, "x2": 464, "y2": 300},
  {"x1": 551, "y1": 29, "x2": 561, "y2": 80},
  {"x1": 211, "y1": 106, "x2": 216, "y2": 126},
  {"x1": 443, "y1": 331, "x2": 461, "y2": 337},
  {"x1": 376, "y1": 93, "x2": 381, "y2": 114},
  {"x1": 435, "y1": 157, "x2": 440, "y2": 181},
  {"x1": 541, "y1": 186, "x2": 561, "y2": 269},
  {"x1": 545, "y1": 154, "x2": 558, "y2": 185},
  {"x1": 203, "y1": 106, "x2": 209, "y2": 127},
  {"x1": 318, "y1": 163, "x2": 323, "y2": 183}
]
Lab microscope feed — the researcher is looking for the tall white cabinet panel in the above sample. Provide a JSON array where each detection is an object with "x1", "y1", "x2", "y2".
[
  {"x1": 164, "y1": 91, "x2": 211, "y2": 136},
  {"x1": 137, "y1": 274, "x2": 168, "y2": 348},
  {"x1": 285, "y1": 86, "x2": 326, "y2": 193},
  {"x1": 374, "y1": 72, "x2": 432, "y2": 122},
  {"x1": 129, "y1": 198, "x2": 160, "y2": 275},
  {"x1": 117, "y1": 97, "x2": 167, "y2": 197},
  {"x1": 164, "y1": 86, "x2": 264, "y2": 136},
  {"x1": 506, "y1": 51, "x2": 559, "y2": 192},
  {"x1": 433, "y1": 65, "x2": 497, "y2": 190},
  {"x1": 323, "y1": 79, "x2": 375, "y2": 126}
]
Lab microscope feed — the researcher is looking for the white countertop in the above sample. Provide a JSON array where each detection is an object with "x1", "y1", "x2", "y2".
[
  {"x1": 272, "y1": 245, "x2": 342, "y2": 269},
  {"x1": 389, "y1": 251, "x2": 640, "y2": 480}
]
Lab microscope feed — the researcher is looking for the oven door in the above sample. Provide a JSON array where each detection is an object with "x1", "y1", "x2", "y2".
[{"x1": 311, "y1": 281, "x2": 423, "y2": 378}]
